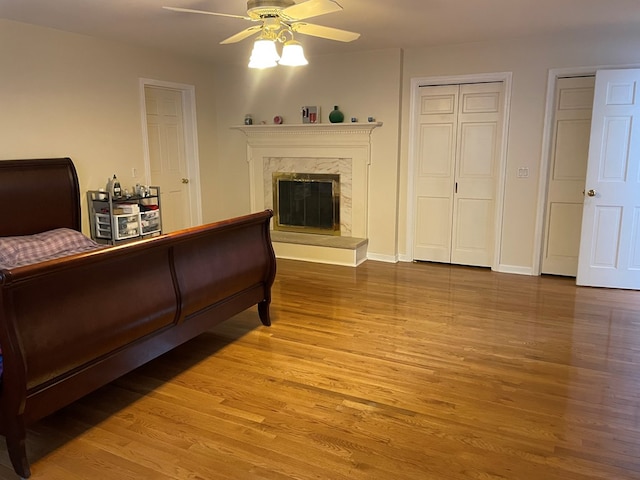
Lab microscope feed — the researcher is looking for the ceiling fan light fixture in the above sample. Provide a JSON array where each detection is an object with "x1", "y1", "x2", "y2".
[
  {"x1": 164, "y1": 0, "x2": 361, "y2": 69},
  {"x1": 278, "y1": 40, "x2": 308, "y2": 66},
  {"x1": 248, "y1": 39, "x2": 280, "y2": 69}
]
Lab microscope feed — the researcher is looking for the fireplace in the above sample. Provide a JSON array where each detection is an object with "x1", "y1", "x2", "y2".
[
  {"x1": 233, "y1": 122, "x2": 382, "y2": 265},
  {"x1": 273, "y1": 172, "x2": 340, "y2": 235}
]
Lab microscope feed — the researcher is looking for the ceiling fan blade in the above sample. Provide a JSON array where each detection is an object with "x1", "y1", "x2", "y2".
[
  {"x1": 220, "y1": 25, "x2": 263, "y2": 44},
  {"x1": 281, "y1": 0, "x2": 342, "y2": 21},
  {"x1": 162, "y1": 6, "x2": 251, "y2": 21},
  {"x1": 292, "y1": 22, "x2": 360, "y2": 42}
]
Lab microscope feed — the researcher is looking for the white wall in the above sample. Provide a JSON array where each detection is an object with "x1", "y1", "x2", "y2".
[{"x1": 0, "y1": 19, "x2": 220, "y2": 233}]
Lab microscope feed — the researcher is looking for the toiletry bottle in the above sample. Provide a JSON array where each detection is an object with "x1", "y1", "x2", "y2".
[{"x1": 112, "y1": 174, "x2": 121, "y2": 198}]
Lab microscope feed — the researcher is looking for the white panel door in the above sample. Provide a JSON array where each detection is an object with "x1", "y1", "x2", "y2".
[
  {"x1": 413, "y1": 82, "x2": 503, "y2": 267},
  {"x1": 577, "y1": 69, "x2": 640, "y2": 289},
  {"x1": 542, "y1": 76, "x2": 595, "y2": 276},
  {"x1": 451, "y1": 83, "x2": 503, "y2": 266},
  {"x1": 145, "y1": 86, "x2": 191, "y2": 233},
  {"x1": 413, "y1": 85, "x2": 458, "y2": 262}
]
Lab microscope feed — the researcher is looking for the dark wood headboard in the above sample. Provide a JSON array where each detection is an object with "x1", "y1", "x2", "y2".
[{"x1": 0, "y1": 158, "x2": 81, "y2": 237}]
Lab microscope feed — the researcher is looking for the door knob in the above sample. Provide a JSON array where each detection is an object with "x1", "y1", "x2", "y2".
[
  {"x1": 586, "y1": 189, "x2": 597, "y2": 197},
  {"x1": 181, "y1": 178, "x2": 189, "y2": 184}
]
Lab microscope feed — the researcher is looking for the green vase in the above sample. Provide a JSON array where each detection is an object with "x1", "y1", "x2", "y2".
[{"x1": 329, "y1": 105, "x2": 344, "y2": 123}]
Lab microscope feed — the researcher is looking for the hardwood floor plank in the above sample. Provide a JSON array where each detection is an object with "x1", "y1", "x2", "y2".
[{"x1": 3, "y1": 259, "x2": 640, "y2": 479}]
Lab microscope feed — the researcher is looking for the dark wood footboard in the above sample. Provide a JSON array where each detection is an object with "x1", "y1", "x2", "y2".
[{"x1": 0, "y1": 210, "x2": 276, "y2": 478}]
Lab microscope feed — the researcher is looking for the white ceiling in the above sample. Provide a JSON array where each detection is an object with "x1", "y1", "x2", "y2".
[{"x1": 2, "y1": 0, "x2": 640, "y2": 65}]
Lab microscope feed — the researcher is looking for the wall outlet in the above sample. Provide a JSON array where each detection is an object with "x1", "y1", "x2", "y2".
[{"x1": 517, "y1": 167, "x2": 529, "y2": 178}]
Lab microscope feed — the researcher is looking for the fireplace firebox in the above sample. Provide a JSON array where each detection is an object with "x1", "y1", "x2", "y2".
[{"x1": 273, "y1": 172, "x2": 340, "y2": 235}]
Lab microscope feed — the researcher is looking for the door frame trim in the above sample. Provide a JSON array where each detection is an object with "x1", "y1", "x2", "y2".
[
  {"x1": 404, "y1": 72, "x2": 512, "y2": 271},
  {"x1": 533, "y1": 63, "x2": 640, "y2": 276},
  {"x1": 139, "y1": 78, "x2": 203, "y2": 228}
]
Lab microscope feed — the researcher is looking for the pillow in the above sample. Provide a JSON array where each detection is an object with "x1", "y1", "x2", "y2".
[{"x1": 0, "y1": 228, "x2": 101, "y2": 269}]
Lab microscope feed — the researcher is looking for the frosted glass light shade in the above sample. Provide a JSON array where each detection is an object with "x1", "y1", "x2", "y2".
[
  {"x1": 248, "y1": 39, "x2": 280, "y2": 69},
  {"x1": 278, "y1": 41, "x2": 308, "y2": 66}
]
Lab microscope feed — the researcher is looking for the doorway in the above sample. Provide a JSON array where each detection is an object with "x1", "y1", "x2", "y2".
[
  {"x1": 407, "y1": 74, "x2": 511, "y2": 269},
  {"x1": 140, "y1": 79, "x2": 202, "y2": 233}
]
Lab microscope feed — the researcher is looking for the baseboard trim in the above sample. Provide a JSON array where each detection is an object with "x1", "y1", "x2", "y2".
[
  {"x1": 495, "y1": 264, "x2": 534, "y2": 276},
  {"x1": 367, "y1": 252, "x2": 399, "y2": 263}
]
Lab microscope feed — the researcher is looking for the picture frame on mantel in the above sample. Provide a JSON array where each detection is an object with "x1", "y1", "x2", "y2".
[{"x1": 301, "y1": 106, "x2": 320, "y2": 124}]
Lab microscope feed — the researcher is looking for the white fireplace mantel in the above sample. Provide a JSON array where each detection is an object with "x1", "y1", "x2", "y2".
[
  {"x1": 232, "y1": 122, "x2": 382, "y2": 241},
  {"x1": 231, "y1": 122, "x2": 382, "y2": 147}
]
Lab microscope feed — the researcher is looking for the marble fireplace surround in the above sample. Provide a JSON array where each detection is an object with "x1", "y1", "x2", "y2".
[
  {"x1": 268, "y1": 159, "x2": 349, "y2": 234},
  {"x1": 233, "y1": 123, "x2": 382, "y2": 240}
]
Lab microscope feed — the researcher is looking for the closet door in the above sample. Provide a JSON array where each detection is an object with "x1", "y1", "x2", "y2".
[
  {"x1": 541, "y1": 76, "x2": 595, "y2": 276},
  {"x1": 413, "y1": 85, "x2": 458, "y2": 262},
  {"x1": 413, "y1": 82, "x2": 504, "y2": 267},
  {"x1": 451, "y1": 83, "x2": 503, "y2": 266}
]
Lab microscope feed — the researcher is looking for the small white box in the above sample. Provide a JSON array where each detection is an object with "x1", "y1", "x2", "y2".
[{"x1": 113, "y1": 203, "x2": 140, "y2": 214}]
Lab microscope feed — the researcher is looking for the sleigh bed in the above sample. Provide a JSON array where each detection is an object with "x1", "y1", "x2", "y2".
[{"x1": 0, "y1": 158, "x2": 276, "y2": 478}]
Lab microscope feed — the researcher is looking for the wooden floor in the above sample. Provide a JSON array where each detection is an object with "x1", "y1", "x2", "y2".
[{"x1": 2, "y1": 259, "x2": 640, "y2": 479}]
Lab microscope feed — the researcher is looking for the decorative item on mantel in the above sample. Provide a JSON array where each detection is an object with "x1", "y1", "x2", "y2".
[
  {"x1": 302, "y1": 105, "x2": 319, "y2": 124},
  {"x1": 329, "y1": 105, "x2": 345, "y2": 123}
]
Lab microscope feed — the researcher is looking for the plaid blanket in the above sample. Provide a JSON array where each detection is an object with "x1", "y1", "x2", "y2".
[{"x1": 0, "y1": 228, "x2": 102, "y2": 269}]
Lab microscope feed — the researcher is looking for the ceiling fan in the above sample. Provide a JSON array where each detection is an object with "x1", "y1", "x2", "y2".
[{"x1": 163, "y1": 0, "x2": 360, "y2": 45}]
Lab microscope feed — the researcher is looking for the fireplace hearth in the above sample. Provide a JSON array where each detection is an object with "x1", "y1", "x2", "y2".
[{"x1": 273, "y1": 172, "x2": 340, "y2": 235}]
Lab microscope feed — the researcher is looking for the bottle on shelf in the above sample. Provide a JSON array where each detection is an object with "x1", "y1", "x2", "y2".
[{"x1": 112, "y1": 174, "x2": 122, "y2": 198}]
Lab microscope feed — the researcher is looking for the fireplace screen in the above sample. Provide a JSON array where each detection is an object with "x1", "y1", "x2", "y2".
[{"x1": 273, "y1": 172, "x2": 340, "y2": 235}]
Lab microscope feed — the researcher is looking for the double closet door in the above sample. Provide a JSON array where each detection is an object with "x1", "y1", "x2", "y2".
[{"x1": 413, "y1": 82, "x2": 504, "y2": 267}]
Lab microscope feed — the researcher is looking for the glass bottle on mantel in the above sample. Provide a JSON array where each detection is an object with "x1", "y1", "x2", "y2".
[{"x1": 329, "y1": 105, "x2": 344, "y2": 123}]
